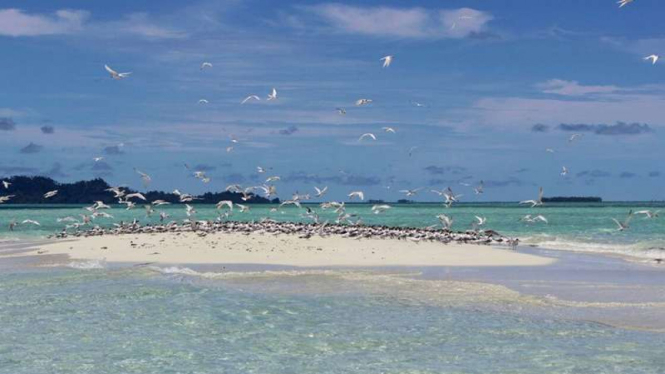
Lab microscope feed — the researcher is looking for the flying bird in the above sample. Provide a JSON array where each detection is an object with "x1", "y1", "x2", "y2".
[
  {"x1": 568, "y1": 134, "x2": 583, "y2": 143},
  {"x1": 380, "y1": 55, "x2": 393, "y2": 68},
  {"x1": 21, "y1": 219, "x2": 40, "y2": 226},
  {"x1": 634, "y1": 210, "x2": 659, "y2": 219},
  {"x1": 355, "y1": 99, "x2": 372, "y2": 106},
  {"x1": 267, "y1": 88, "x2": 277, "y2": 101},
  {"x1": 336, "y1": 108, "x2": 346, "y2": 115},
  {"x1": 520, "y1": 187, "x2": 544, "y2": 208},
  {"x1": 104, "y1": 65, "x2": 132, "y2": 80},
  {"x1": 2, "y1": 181, "x2": 10, "y2": 189},
  {"x1": 617, "y1": 0, "x2": 634, "y2": 8},
  {"x1": 314, "y1": 186, "x2": 328, "y2": 198},
  {"x1": 644, "y1": 55, "x2": 659, "y2": 65},
  {"x1": 198, "y1": 99, "x2": 209, "y2": 104},
  {"x1": 43, "y1": 190, "x2": 58, "y2": 199},
  {"x1": 561, "y1": 166, "x2": 568, "y2": 176},
  {"x1": 348, "y1": 191, "x2": 364, "y2": 201},
  {"x1": 241, "y1": 95, "x2": 260, "y2": 104},
  {"x1": 358, "y1": 133, "x2": 377, "y2": 141},
  {"x1": 93, "y1": 157, "x2": 103, "y2": 162},
  {"x1": 134, "y1": 168, "x2": 152, "y2": 186},
  {"x1": 612, "y1": 210, "x2": 634, "y2": 231},
  {"x1": 382, "y1": 127, "x2": 396, "y2": 133},
  {"x1": 399, "y1": 188, "x2": 421, "y2": 197},
  {"x1": 200, "y1": 62, "x2": 213, "y2": 70}
]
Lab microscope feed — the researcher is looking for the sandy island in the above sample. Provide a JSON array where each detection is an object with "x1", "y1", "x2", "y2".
[{"x1": 25, "y1": 232, "x2": 556, "y2": 267}]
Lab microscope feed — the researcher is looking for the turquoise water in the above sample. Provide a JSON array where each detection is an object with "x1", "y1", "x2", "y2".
[
  {"x1": 1, "y1": 267, "x2": 665, "y2": 374},
  {"x1": 1, "y1": 202, "x2": 664, "y2": 259}
]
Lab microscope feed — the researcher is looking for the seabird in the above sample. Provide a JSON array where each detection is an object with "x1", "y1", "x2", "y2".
[
  {"x1": 267, "y1": 88, "x2": 277, "y2": 101},
  {"x1": 380, "y1": 55, "x2": 393, "y2": 68},
  {"x1": 358, "y1": 133, "x2": 376, "y2": 141},
  {"x1": 242, "y1": 95, "x2": 260, "y2": 104},
  {"x1": 519, "y1": 187, "x2": 544, "y2": 207},
  {"x1": 104, "y1": 65, "x2": 132, "y2": 80}
]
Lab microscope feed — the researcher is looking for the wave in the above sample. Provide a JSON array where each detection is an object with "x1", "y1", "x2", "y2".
[
  {"x1": 68, "y1": 259, "x2": 106, "y2": 270},
  {"x1": 520, "y1": 234, "x2": 665, "y2": 260}
]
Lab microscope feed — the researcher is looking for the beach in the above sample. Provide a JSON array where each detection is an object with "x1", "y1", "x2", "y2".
[{"x1": 23, "y1": 231, "x2": 555, "y2": 267}]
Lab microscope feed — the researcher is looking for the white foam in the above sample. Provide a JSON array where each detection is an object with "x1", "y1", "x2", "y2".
[
  {"x1": 68, "y1": 259, "x2": 106, "y2": 269},
  {"x1": 521, "y1": 235, "x2": 665, "y2": 260}
]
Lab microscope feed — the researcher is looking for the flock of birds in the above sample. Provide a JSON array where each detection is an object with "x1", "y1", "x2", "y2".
[{"x1": 0, "y1": 1, "x2": 660, "y2": 240}]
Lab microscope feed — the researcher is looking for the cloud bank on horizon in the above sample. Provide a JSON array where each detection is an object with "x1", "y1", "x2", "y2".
[{"x1": 0, "y1": 0, "x2": 663, "y2": 201}]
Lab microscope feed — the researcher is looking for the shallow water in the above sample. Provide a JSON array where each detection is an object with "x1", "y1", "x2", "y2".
[
  {"x1": 1, "y1": 266, "x2": 665, "y2": 374},
  {"x1": 1, "y1": 202, "x2": 665, "y2": 259}
]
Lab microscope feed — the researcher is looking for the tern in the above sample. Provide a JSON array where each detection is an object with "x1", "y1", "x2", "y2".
[
  {"x1": 371, "y1": 204, "x2": 391, "y2": 214},
  {"x1": 561, "y1": 166, "x2": 568, "y2": 176},
  {"x1": 21, "y1": 219, "x2": 40, "y2": 226},
  {"x1": 474, "y1": 181, "x2": 484, "y2": 195},
  {"x1": 198, "y1": 99, "x2": 209, "y2": 104},
  {"x1": 93, "y1": 157, "x2": 103, "y2": 162},
  {"x1": 267, "y1": 88, "x2": 277, "y2": 101},
  {"x1": 382, "y1": 127, "x2": 396, "y2": 133},
  {"x1": 475, "y1": 216, "x2": 487, "y2": 226},
  {"x1": 380, "y1": 55, "x2": 393, "y2": 68},
  {"x1": 134, "y1": 168, "x2": 152, "y2": 186},
  {"x1": 399, "y1": 188, "x2": 421, "y2": 197},
  {"x1": 201, "y1": 62, "x2": 213, "y2": 70},
  {"x1": 266, "y1": 176, "x2": 280, "y2": 183},
  {"x1": 644, "y1": 54, "x2": 659, "y2": 65},
  {"x1": 612, "y1": 210, "x2": 633, "y2": 231},
  {"x1": 520, "y1": 187, "x2": 544, "y2": 207},
  {"x1": 568, "y1": 134, "x2": 583, "y2": 143},
  {"x1": 348, "y1": 191, "x2": 364, "y2": 201},
  {"x1": 125, "y1": 192, "x2": 147, "y2": 201},
  {"x1": 336, "y1": 108, "x2": 346, "y2": 115},
  {"x1": 358, "y1": 133, "x2": 376, "y2": 141},
  {"x1": 241, "y1": 95, "x2": 260, "y2": 104},
  {"x1": 617, "y1": 0, "x2": 634, "y2": 8},
  {"x1": 216, "y1": 200, "x2": 233, "y2": 211},
  {"x1": 635, "y1": 210, "x2": 660, "y2": 219},
  {"x1": 314, "y1": 186, "x2": 328, "y2": 198},
  {"x1": 104, "y1": 65, "x2": 132, "y2": 80},
  {"x1": 185, "y1": 204, "x2": 196, "y2": 217},
  {"x1": 355, "y1": 99, "x2": 372, "y2": 106},
  {"x1": 437, "y1": 214, "x2": 453, "y2": 230},
  {"x1": 43, "y1": 190, "x2": 58, "y2": 199},
  {"x1": 2, "y1": 181, "x2": 10, "y2": 189}
]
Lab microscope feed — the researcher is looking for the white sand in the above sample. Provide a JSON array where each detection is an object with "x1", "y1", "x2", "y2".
[{"x1": 26, "y1": 232, "x2": 556, "y2": 267}]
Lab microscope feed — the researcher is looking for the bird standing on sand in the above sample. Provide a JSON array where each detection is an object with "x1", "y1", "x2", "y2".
[{"x1": 104, "y1": 65, "x2": 132, "y2": 80}]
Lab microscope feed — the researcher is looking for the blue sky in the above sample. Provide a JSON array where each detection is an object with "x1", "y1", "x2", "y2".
[{"x1": 0, "y1": 0, "x2": 664, "y2": 201}]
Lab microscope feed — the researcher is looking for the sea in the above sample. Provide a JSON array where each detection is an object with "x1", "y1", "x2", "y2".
[{"x1": 1, "y1": 202, "x2": 665, "y2": 373}]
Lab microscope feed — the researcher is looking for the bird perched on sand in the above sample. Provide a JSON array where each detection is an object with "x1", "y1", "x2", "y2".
[
  {"x1": 644, "y1": 55, "x2": 659, "y2": 65},
  {"x1": 617, "y1": 0, "x2": 634, "y2": 8},
  {"x1": 104, "y1": 65, "x2": 132, "y2": 80},
  {"x1": 242, "y1": 95, "x2": 260, "y2": 104},
  {"x1": 612, "y1": 210, "x2": 634, "y2": 231},
  {"x1": 348, "y1": 191, "x2": 364, "y2": 201},
  {"x1": 267, "y1": 88, "x2": 277, "y2": 101},
  {"x1": 380, "y1": 55, "x2": 393, "y2": 68},
  {"x1": 358, "y1": 133, "x2": 376, "y2": 141},
  {"x1": 520, "y1": 187, "x2": 544, "y2": 208},
  {"x1": 355, "y1": 99, "x2": 372, "y2": 106},
  {"x1": 200, "y1": 62, "x2": 213, "y2": 70},
  {"x1": 43, "y1": 190, "x2": 58, "y2": 199}
]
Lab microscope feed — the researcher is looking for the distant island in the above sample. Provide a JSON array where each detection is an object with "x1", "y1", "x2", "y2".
[
  {"x1": 542, "y1": 196, "x2": 602, "y2": 203},
  {"x1": 0, "y1": 176, "x2": 278, "y2": 205}
]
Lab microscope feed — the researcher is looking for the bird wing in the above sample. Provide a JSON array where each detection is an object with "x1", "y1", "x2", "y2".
[{"x1": 104, "y1": 65, "x2": 117, "y2": 75}]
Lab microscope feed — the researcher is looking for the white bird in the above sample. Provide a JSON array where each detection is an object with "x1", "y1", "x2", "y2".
[
  {"x1": 185, "y1": 204, "x2": 196, "y2": 217},
  {"x1": 411, "y1": 101, "x2": 426, "y2": 107},
  {"x1": 314, "y1": 186, "x2": 328, "y2": 198},
  {"x1": 216, "y1": 200, "x2": 233, "y2": 211},
  {"x1": 380, "y1": 55, "x2": 393, "y2": 68},
  {"x1": 0, "y1": 195, "x2": 14, "y2": 204},
  {"x1": 226, "y1": 146, "x2": 234, "y2": 153},
  {"x1": 93, "y1": 157, "x2": 104, "y2": 162},
  {"x1": 198, "y1": 99, "x2": 209, "y2": 104},
  {"x1": 200, "y1": 62, "x2": 213, "y2": 70},
  {"x1": 474, "y1": 181, "x2": 484, "y2": 195},
  {"x1": 43, "y1": 190, "x2": 58, "y2": 199},
  {"x1": 399, "y1": 188, "x2": 421, "y2": 197},
  {"x1": 266, "y1": 176, "x2": 280, "y2": 183},
  {"x1": 561, "y1": 166, "x2": 568, "y2": 176},
  {"x1": 408, "y1": 146, "x2": 419, "y2": 157},
  {"x1": 355, "y1": 99, "x2": 372, "y2": 106},
  {"x1": 371, "y1": 204, "x2": 391, "y2": 214},
  {"x1": 546, "y1": 148, "x2": 555, "y2": 153},
  {"x1": 2, "y1": 181, "x2": 10, "y2": 189},
  {"x1": 257, "y1": 166, "x2": 266, "y2": 173},
  {"x1": 267, "y1": 88, "x2": 277, "y2": 101},
  {"x1": 475, "y1": 216, "x2": 487, "y2": 226},
  {"x1": 241, "y1": 95, "x2": 260, "y2": 104},
  {"x1": 348, "y1": 191, "x2": 364, "y2": 201},
  {"x1": 612, "y1": 210, "x2": 634, "y2": 231},
  {"x1": 635, "y1": 210, "x2": 660, "y2": 219},
  {"x1": 568, "y1": 133, "x2": 583, "y2": 143},
  {"x1": 382, "y1": 127, "x2": 396, "y2": 133},
  {"x1": 21, "y1": 219, "x2": 40, "y2": 226},
  {"x1": 644, "y1": 55, "x2": 659, "y2": 65},
  {"x1": 336, "y1": 108, "x2": 346, "y2": 115},
  {"x1": 152, "y1": 200, "x2": 170, "y2": 206},
  {"x1": 134, "y1": 169, "x2": 152, "y2": 186},
  {"x1": 437, "y1": 214, "x2": 453, "y2": 230},
  {"x1": 520, "y1": 187, "x2": 544, "y2": 208},
  {"x1": 104, "y1": 65, "x2": 131, "y2": 80},
  {"x1": 358, "y1": 133, "x2": 376, "y2": 141},
  {"x1": 236, "y1": 204, "x2": 250, "y2": 213},
  {"x1": 125, "y1": 192, "x2": 147, "y2": 201},
  {"x1": 617, "y1": 0, "x2": 634, "y2": 8}
]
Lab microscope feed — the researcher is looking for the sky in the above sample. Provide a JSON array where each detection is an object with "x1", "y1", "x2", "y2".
[{"x1": 0, "y1": 0, "x2": 664, "y2": 202}]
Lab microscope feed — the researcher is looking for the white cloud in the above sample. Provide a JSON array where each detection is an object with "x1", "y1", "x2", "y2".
[
  {"x1": 0, "y1": 8, "x2": 185, "y2": 40},
  {"x1": 536, "y1": 79, "x2": 620, "y2": 96},
  {"x1": 0, "y1": 8, "x2": 88, "y2": 36},
  {"x1": 306, "y1": 4, "x2": 493, "y2": 39}
]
